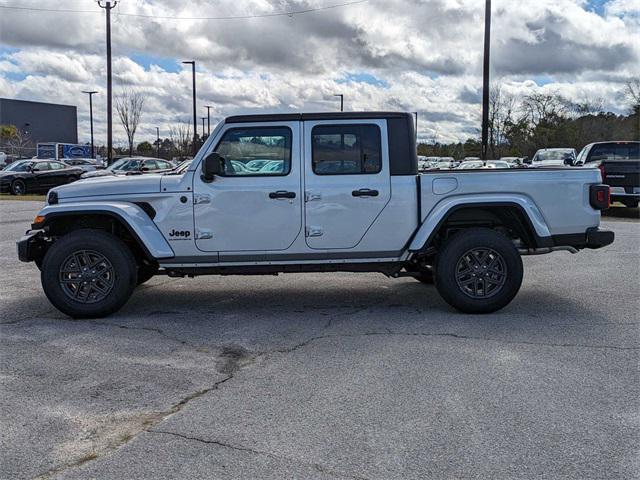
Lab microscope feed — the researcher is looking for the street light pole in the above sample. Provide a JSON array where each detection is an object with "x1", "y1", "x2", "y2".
[
  {"x1": 182, "y1": 61, "x2": 197, "y2": 155},
  {"x1": 156, "y1": 127, "x2": 160, "y2": 157},
  {"x1": 334, "y1": 94, "x2": 344, "y2": 112},
  {"x1": 205, "y1": 105, "x2": 212, "y2": 136},
  {"x1": 481, "y1": 0, "x2": 491, "y2": 161},
  {"x1": 98, "y1": 1, "x2": 117, "y2": 165},
  {"x1": 201, "y1": 117, "x2": 206, "y2": 141},
  {"x1": 82, "y1": 90, "x2": 98, "y2": 158}
]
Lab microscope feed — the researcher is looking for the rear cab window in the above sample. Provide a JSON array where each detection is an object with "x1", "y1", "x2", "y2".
[{"x1": 587, "y1": 143, "x2": 640, "y2": 163}]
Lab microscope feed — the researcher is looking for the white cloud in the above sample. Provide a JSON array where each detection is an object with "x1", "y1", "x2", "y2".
[{"x1": 0, "y1": 0, "x2": 638, "y2": 145}]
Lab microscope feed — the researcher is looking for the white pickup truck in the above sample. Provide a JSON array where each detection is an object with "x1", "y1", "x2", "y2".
[{"x1": 17, "y1": 112, "x2": 614, "y2": 318}]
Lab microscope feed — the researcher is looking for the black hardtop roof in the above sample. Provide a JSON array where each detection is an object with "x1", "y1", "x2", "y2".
[{"x1": 225, "y1": 111, "x2": 413, "y2": 123}]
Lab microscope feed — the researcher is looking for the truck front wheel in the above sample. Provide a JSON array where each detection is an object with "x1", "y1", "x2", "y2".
[
  {"x1": 40, "y1": 229, "x2": 138, "y2": 318},
  {"x1": 434, "y1": 228, "x2": 523, "y2": 314}
]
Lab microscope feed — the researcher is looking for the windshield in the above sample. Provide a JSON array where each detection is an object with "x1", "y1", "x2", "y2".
[
  {"x1": 172, "y1": 159, "x2": 192, "y2": 174},
  {"x1": 112, "y1": 159, "x2": 142, "y2": 171},
  {"x1": 3, "y1": 161, "x2": 32, "y2": 172},
  {"x1": 534, "y1": 150, "x2": 573, "y2": 162}
]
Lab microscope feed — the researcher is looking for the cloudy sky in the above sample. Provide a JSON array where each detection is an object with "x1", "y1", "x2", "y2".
[{"x1": 1, "y1": 0, "x2": 638, "y2": 146}]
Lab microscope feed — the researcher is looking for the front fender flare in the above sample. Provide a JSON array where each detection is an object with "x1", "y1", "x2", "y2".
[
  {"x1": 36, "y1": 202, "x2": 175, "y2": 259},
  {"x1": 408, "y1": 194, "x2": 551, "y2": 251}
]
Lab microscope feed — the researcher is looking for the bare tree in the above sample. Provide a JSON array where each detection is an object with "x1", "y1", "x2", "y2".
[
  {"x1": 520, "y1": 91, "x2": 567, "y2": 127},
  {"x1": 1, "y1": 125, "x2": 34, "y2": 157},
  {"x1": 116, "y1": 90, "x2": 145, "y2": 156},
  {"x1": 488, "y1": 83, "x2": 517, "y2": 158},
  {"x1": 624, "y1": 79, "x2": 640, "y2": 115},
  {"x1": 169, "y1": 121, "x2": 192, "y2": 160},
  {"x1": 567, "y1": 95, "x2": 604, "y2": 118}
]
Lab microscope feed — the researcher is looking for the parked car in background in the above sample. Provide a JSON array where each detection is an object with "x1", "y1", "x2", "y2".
[
  {"x1": 462, "y1": 156, "x2": 480, "y2": 162},
  {"x1": 486, "y1": 160, "x2": 512, "y2": 169},
  {"x1": 81, "y1": 157, "x2": 174, "y2": 179},
  {"x1": 531, "y1": 148, "x2": 577, "y2": 167},
  {"x1": 500, "y1": 156, "x2": 525, "y2": 166},
  {"x1": 576, "y1": 141, "x2": 640, "y2": 208},
  {"x1": 457, "y1": 160, "x2": 512, "y2": 170},
  {"x1": 458, "y1": 160, "x2": 485, "y2": 169},
  {"x1": 63, "y1": 158, "x2": 105, "y2": 173},
  {"x1": 0, "y1": 159, "x2": 83, "y2": 195}
]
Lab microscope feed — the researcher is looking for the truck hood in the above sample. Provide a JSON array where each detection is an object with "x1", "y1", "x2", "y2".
[{"x1": 52, "y1": 174, "x2": 162, "y2": 200}]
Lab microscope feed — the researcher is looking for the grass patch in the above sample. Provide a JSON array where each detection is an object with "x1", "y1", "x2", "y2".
[{"x1": 0, "y1": 194, "x2": 46, "y2": 201}]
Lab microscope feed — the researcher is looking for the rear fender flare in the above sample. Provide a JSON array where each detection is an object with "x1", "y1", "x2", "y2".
[{"x1": 408, "y1": 194, "x2": 551, "y2": 251}]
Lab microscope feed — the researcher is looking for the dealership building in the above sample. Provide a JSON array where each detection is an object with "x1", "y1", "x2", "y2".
[{"x1": 0, "y1": 98, "x2": 78, "y2": 156}]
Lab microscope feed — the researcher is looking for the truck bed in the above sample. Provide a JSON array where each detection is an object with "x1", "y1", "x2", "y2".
[{"x1": 418, "y1": 167, "x2": 602, "y2": 236}]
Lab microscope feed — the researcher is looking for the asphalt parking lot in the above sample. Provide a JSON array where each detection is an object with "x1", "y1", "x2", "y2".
[{"x1": 1, "y1": 201, "x2": 638, "y2": 480}]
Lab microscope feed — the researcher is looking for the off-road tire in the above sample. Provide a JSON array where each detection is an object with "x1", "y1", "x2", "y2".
[
  {"x1": 11, "y1": 179, "x2": 26, "y2": 195},
  {"x1": 41, "y1": 229, "x2": 138, "y2": 318},
  {"x1": 435, "y1": 228, "x2": 523, "y2": 314}
]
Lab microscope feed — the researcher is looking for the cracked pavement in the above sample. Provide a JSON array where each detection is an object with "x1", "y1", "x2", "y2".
[{"x1": 1, "y1": 201, "x2": 639, "y2": 479}]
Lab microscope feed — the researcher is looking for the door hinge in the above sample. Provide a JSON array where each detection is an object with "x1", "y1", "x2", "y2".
[
  {"x1": 305, "y1": 192, "x2": 322, "y2": 202},
  {"x1": 195, "y1": 229, "x2": 213, "y2": 240},
  {"x1": 305, "y1": 226, "x2": 323, "y2": 237},
  {"x1": 193, "y1": 194, "x2": 211, "y2": 205}
]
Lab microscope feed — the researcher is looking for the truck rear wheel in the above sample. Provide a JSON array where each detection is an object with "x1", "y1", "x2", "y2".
[
  {"x1": 434, "y1": 228, "x2": 523, "y2": 314},
  {"x1": 40, "y1": 229, "x2": 138, "y2": 318}
]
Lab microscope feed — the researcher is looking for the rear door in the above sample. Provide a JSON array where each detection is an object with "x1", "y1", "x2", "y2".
[
  {"x1": 32, "y1": 161, "x2": 56, "y2": 189},
  {"x1": 303, "y1": 119, "x2": 391, "y2": 250}
]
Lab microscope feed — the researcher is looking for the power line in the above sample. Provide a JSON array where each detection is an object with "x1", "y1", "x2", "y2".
[{"x1": 0, "y1": 0, "x2": 368, "y2": 20}]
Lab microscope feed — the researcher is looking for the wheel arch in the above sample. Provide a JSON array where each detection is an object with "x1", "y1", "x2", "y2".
[
  {"x1": 409, "y1": 196, "x2": 552, "y2": 252},
  {"x1": 35, "y1": 202, "x2": 174, "y2": 261}
]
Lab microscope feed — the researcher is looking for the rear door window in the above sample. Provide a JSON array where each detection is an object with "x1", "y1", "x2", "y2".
[{"x1": 312, "y1": 124, "x2": 381, "y2": 175}]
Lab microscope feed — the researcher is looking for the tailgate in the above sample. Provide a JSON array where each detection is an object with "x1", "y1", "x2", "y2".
[{"x1": 601, "y1": 161, "x2": 640, "y2": 189}]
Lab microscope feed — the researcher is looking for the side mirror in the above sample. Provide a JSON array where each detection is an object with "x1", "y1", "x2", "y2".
[
  {"x1": 201, "y1": 152, "x2": 224, "y2": 182},
  {"x1": 140, "y1": 166, "x2": 150, "y2": 172},
  {"x1": 31, "y1": 167, "x2": 40, "y2": 172}
]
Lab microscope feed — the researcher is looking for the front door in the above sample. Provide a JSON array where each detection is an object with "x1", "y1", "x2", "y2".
[
  {"x1": 193, "y1": 122, "x2": 302, "y2": 253},
  {"x1": 303, "y1": 120, "x2": 391, "y2": 250}
]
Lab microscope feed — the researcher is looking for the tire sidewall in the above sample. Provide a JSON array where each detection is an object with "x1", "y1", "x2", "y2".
[
  {"x1": 41, "y1": 229, "x2": 137, "y2": 318},
  {"x1": 435, "y1": 228, "x2": 523, "y2": 314},
  {"x1": 11, "y1": 179, "x2": 26, "y2": 195}
]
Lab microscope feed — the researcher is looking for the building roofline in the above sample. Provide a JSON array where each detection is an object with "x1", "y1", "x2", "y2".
[{"x1": 0, "y1": 97, "x2": 77, "y2": 110}]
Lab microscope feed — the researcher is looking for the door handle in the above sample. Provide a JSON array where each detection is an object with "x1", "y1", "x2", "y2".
[
  {"x1": 269, "y1": 190, "x2": 296, "y2": 199},
  {"x1": 352, "y1": 189, "x2": 379, "y2": 197}
]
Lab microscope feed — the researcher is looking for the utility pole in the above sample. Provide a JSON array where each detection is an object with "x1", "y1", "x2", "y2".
[
  {"x1": 82, "y1": 90, "x2": 98, "y2": 158},
  {"x1": 413, "y1": 111, "x2": 418, "y2": 142},
  {"x1": 481, "y1": 0, "x2": 491, "y2": 161},
  {"x1": 201, "y1": 117, "x2": 206, "y2": 141},
  {"x1": 156, "y1": 127, "x2": 160, "y2": 157},
  {"x1": 182, "y1": 61, "x2": 197, "y2": 155},
  {"x1": 205, "y1": 105, "x2": 212, "y2": 136},
  {"x1": 334, "y1": 94, "x2": 344, "y2": 112},
  {"x1": 98, "y1": 1, "x2": 117, "y2": 165}
]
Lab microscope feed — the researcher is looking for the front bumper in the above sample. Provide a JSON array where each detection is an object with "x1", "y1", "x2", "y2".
[{"x1": 16, "y1": 230, "x2": 46, "y2": 263}]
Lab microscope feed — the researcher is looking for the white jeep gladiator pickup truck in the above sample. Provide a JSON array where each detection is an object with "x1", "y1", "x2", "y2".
[{"x1": 17, "y1": 112, "x2": 614, "y2": 318}]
